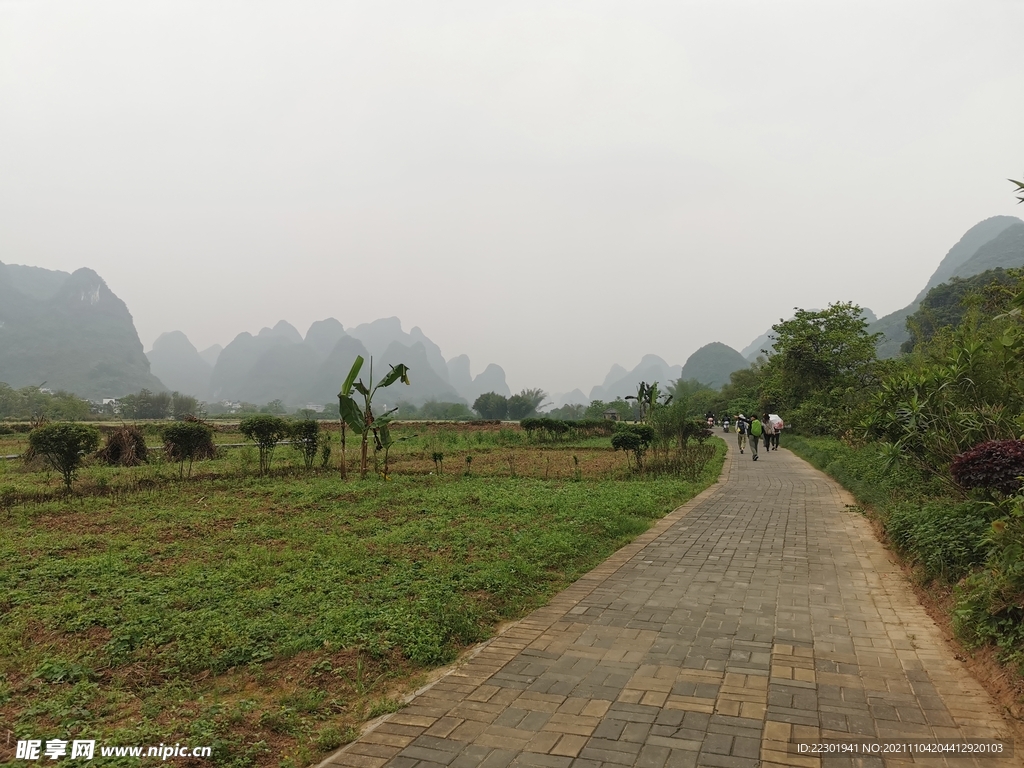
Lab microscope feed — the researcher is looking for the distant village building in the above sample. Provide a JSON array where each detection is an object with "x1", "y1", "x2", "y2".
[
  {"x1": 603, "y1": 408, "x2": 620, "y2": 422},
  {"x1": 304, "y1": 403, "x2": 326, "y2": 413}
]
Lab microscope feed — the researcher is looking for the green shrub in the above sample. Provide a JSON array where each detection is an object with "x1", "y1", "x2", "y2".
[
  {"x1": 290, "y1": 419, "x2": 321, "y2": 471},
  {"x1": 611, "y1": 423, "x2": 654, "y2": 471},
  {"x1": 239, "y1": 415, "x2": 289, "y2": 475},
  {"x1": 162, "y1": 420, "x2": 216, "y2": 478},
  {"x1": 27, "y1": 422, "x2": 101, "y2": 491}
]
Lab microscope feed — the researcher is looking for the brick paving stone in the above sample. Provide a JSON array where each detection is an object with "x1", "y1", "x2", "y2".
[{"x1": 320, "y1": 444, "x2": 1021, "y2": 768}]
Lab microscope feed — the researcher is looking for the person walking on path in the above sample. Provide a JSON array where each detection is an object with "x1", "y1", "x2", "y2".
[
  {"x1": 770, "y1": 414, "x2": 783, "y2": 449},
  {"x1": 749, "y1": 414, "x2": 763, "y2": 460},
  {"x1": 735, "y1": 414, "x2": 748, "y2": 454},
  {"x1": 761, "y1": 412, "x2": 776, "y2": 453}
]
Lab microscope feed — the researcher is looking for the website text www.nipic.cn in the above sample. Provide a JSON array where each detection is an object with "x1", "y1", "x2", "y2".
[{"x1": 16, "y1": 739, "x2": 212, "y2": 761}]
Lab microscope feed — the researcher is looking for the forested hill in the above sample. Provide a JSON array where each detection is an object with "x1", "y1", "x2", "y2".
[
  {"x1": 0, "y1": 262, "x2": 164, "y2": 399},
  {"x1": 868, "y1": 216, "x2": 1024, "y2": 358}
]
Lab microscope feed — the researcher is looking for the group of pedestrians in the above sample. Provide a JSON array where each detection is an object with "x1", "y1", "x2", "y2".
[{"x1": 734, "y1": 412, "x2": 782, "y2": 461}]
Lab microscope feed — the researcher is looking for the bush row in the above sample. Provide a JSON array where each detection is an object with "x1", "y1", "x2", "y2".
[{"x1": 519, "y1": 417, "x2": 616, "y2": 439}]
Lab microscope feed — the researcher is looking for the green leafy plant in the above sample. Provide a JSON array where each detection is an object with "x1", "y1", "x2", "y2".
[
  {"x1": 239, "y1": 415, "x2": 289, "y2": 476},
  {"x1": 338, "y1": 356, "x2": 410, "y2": 480},
  {"x1": 611, "y1": 423, "x2": 655, "y2": 471},
  {"x1": 28, "y1": 422, "x2": 101, "y2": 491},
  {"x1": 162, "y1": 420, "x2": 216, "y2": 478},
  {"x1": 625, "y1": 381, "x2": 672, "y2": 422},
  {"x1": 290, "y1": 419, "x2": 321, "y2": 471}
]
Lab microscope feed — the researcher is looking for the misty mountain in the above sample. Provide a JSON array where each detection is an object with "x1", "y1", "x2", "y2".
[
  {"x1": 463, "y1": 364, "x2": 511, "y2": 403},
  {"x1": 303, "y1": 318, "x2": 348, "y2": 359},
  {"x1": 740, "y1": 330, "x2": 774, "y2": 362},
  {"x1": 949, "y1": 221, "x2": 1024, "y2": 280},
  {"x1": 679, "y1": 343, "x2": 748, "y2": 389},
  {"x1": 199, "y1": 344, "x2": 223, "y2": 367},
  {"x1": 590, "y1": 355, "x2": 682, "y2": 401},
  {"x1": 209, "y1": 331, "x2": 292, "y2": 401},
  {"x1": 446, "y1": 355, "x2": 473, "y2": 396},
  {"x1": 196, "y1": 316, "x2": 475, "y2": 406},
  {"x1": 869, "y1": 216, "x2": 1024, "y2": 357},
  {"x1": 378, "y1": 341, "x2": 461, "y2": 406},
  {"x1": 347, "y1": 317, "x2": 451, "y2": 384},
  {"x1": 233, "y1": 343, "x2": 322, "y2": 405},
  {"x1": 445, "y1": 355, "x2": 511, "y2": 403},
  {"x1": 304, "y1": 336, "x2": 371, "y2": 404},
  {"x1": 0, "y1": 262, "x2": 164, "y2": 399},
  {"x1": 147, "y1": 331, "x2": 212, "y2": 399}
]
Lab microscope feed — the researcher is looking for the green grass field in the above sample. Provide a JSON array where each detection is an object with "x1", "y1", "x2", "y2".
[{"x1": 0, "y1": 423, "x2": 724, "y2": 767}]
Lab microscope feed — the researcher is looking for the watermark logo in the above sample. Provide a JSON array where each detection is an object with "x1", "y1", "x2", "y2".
[{"x1": 14, "y1": 739, "x2": 211, "y2": 761}]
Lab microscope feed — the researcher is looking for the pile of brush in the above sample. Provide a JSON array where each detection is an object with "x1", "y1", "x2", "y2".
[{"x1": 96, "y1": 425, "x2": 148, "y2": 466}]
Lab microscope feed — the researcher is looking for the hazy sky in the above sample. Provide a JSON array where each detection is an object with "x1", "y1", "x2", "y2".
[{"x1": 2, "y1": 2, "x2": 1023, "y2": 394}]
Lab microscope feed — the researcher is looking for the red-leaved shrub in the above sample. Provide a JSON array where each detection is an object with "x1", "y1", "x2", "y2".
[{"x1": 950, "y1": 439, "x2": 1024, "y2": 495}]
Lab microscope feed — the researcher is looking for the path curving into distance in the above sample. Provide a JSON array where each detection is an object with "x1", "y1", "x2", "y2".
[{"x1": 322, "y1": 440, "x2": 1020, "y2": 768}]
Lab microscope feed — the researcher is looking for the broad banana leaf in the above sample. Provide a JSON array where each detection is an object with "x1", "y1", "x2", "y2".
[
  {"x1": 338, "y1": 395, "x2": 365, "y2": 434},
  {"x1": 377, "y1": 364, "x2": 411, "y2": 390},
  {"x1": 339, "y1": 356, "x2": 364, "y2": 398}
]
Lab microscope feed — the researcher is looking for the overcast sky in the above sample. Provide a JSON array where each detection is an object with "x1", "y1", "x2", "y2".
[{"x1": 2, "y1": 2, "x2": 1022, "y2": 394}]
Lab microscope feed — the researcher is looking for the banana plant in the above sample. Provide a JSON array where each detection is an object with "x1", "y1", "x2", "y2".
[
  {"x1": 625, "y1": 381, "x2": 673, "y2": 422},
  {"x1": 338, "y1": 356, "x2": 410, "y2": 479}
]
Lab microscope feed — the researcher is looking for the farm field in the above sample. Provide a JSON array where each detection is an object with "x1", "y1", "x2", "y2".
[{"x1": 0, "y1": 421, "x2": 725, "y2": 767}]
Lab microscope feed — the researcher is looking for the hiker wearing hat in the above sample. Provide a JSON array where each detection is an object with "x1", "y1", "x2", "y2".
[
  {"x1": 735, "y1": 414, "x2": 748, "y2": 454},
  {"x1": 749, "y1": 414, "x2": 763, "y2": 460}
]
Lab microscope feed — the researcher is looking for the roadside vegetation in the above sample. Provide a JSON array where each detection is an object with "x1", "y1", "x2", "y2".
[{"x1": 0, "y1": 414, "x2": 724, "y2": 767}]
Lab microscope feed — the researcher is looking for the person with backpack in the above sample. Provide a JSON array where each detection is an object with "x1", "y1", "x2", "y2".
[
  {"x1": 749, "y1": 414, "x2": 763, "y2": 460},
  {"x1": 735, "y1": 414, "x2": 748, "y2": 454},
  {"x1": 761, "y1": 412, "x2": 776, "y2": 453}
]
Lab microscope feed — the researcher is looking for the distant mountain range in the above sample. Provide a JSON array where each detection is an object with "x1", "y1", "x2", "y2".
[
  {"x1": 4, "y1": 213, "x2": 1021, "y2": 406},
  {"x1": 150, "y1": 317, "x2": 512, "y2": 407}
]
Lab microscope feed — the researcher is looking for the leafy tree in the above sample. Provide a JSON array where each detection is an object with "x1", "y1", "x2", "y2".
[
  {"x1": 28, "y1": 422, "x2": 101, "y2": 491},
  {"x1": 416, "y1": 401, "x2": 475, "y2": 420},
  {"x1": 290, "y1": 419, "x2": 321, "y2": 471},
  {"x1": 756, "y1": 302, "x2": 883, "y2": 434},
  {"x1": 507, "y1": 388, "x2": 548, "y2": 420},
  {"x1": 765, "y1": 303, "x2": 881, "y2": 404},
  {"x1": 239, "y1": 415, "x2": 289, "y2": 475},
  {"x1": 170, "y1": 392, "x2": 200, "y2": 420},
  {"x1": 0, "y1": 385, "x2": 90, "y2": 421},
  {"x1": 260, "y1": 399, "x2": 287, "y2": 415},
  {"x1": 162, "y1": 420, "x2": 216, "y2": 478},
  {"x1": 547, "y1": 403, "x2": 586, "y2": 420},
  {"x1": 473, "y1": 392, "x2": 508, "y2": 420},
  {"x1": 120, "y1": 389, "x2": 172, "y2": 420},
  {"x1": 338, "y1": 356, "x2": 411, "y2": 479}
]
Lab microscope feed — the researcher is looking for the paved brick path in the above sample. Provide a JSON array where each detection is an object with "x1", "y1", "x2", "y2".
[{"x1": 323, "y1": 443, "x2": 1020, "y2": 767}]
